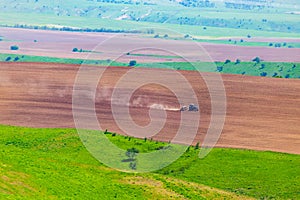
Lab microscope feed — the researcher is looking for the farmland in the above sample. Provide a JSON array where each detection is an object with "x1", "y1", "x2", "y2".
[
  {"x1": 0, "y1": 0, "x2": 299, "y2": 199},
  {"x1": 1, "y1": 28, "x2": 300, "y2": 63},
  {"x1": 1, "y1": 62, "x2": 299, "y2": 154}
]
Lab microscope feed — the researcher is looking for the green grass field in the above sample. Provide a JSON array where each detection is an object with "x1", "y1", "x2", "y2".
[
  {"x1": 192, "y1": 38, "x2": 300, "y2": 48},
  {"x1": 1, "y1": 53, "x2": 299, "y2": 79},
  {"x1": 0, "y1": 125, "x2": 299, "y2": 199},
  {"x1": 1, "y1": 11, "x2": 300, "y2": 39},
  {"x1": 137, "y1": 61, "x2": 300, "y2": 79}
]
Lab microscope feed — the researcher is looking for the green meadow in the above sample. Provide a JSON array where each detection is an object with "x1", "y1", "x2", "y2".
[
  {"x1": 1, "y1": 11, "x2": 300, "y2": 39},
  {"x1": 0, "y1": 125, "x2": 299, "y2": 199},
  {"x1": 1, "y1": 53, "x2": 299, "y2": 78}
]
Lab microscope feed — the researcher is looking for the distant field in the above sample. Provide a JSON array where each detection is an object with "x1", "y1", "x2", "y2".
[
  {"x1": 0, "y1": 53, "x2": 127, "y2": 66},
  {"x1": 0, "y1": 125, "x2": 299, "y2": 199},
  {"x1": 193, "y1": 38, "x2": 300, "y2": 48},
  {"x1": 1, "y1": 53, "x2": 299, "y2": 78},
  {"x1": 1, "y1": 12, "x2": 300, "y2": 38},
  {"x1": 0, "y1": 0, "x2": 300, "y2": 35},
  {"x1": 138, "y1": 61, "x2": 300, "y2": 79}
]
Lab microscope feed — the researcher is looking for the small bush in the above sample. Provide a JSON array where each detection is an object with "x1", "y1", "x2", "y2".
[
  {"x1": 129, "y1": 60, "x2": 137, "y2": 66},
  {"x1": 260, "y1": 72, "x2": 267, "y2": 77},
  {"x1": 10, "y1": 45, "x2": 19, "y2": 50},
  {"x1": 252, "y1": 57, "x2": 261, "y2": 64},
  {"x1": 224, "y1": 59, "x2": 231, "y2": 64},
  {"x1": 235, "y1": 59, "x2": 241, "y2": 64},
  {"x1": 195, "y1": 142, "x2": 200, "y2": 150}
]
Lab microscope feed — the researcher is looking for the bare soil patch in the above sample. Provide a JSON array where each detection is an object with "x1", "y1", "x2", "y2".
[
  {"x1": 1, "y1": 28, "x2": 300, "y2": 62},
  {"x1": 0, "y1": 62, "x2": 299, "y2": 154}
]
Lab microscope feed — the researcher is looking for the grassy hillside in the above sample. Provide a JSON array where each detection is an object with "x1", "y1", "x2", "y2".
[
  {"x1": 0, "y1": 0, "x2": 300, "y2": 38},
  {"x1": 0, "y1": 125, "x2": 299, "y2": 199}
]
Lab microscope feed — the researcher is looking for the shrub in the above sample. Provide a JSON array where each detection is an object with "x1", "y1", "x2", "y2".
[
  {"x1": 195, "y1": 142, "x2": 200, "y2": 150},
  {"x1": 252, "y1": 57, "x2": 261, "y2": 64},
  {"x1": 10, "y1": 45, "x2": 19, "y2": 50},
  {"x1": 129, "y1": 60, "x2": 137, "y2": 66},
  {"x1": 72, "y1": 48, "x2": 78, "y2": 52},
  {"x1": 5, "y1": 57, "x2": 11, "y2": 61},
  {"x1": 235, "y1": 59, "x2": 241, "y2": 64},
  {"x1": 13, "y1": 57, "x2": 19, "y2": 62},
  {"x1": 154, "y1": 34, "x2": 159, "y2": 38},
  {"x1": 274, "y1": 43, "x2": 281, "y2": 48},
  {"x1": 224, "y1": 59, "x2": 231, "y2": 64},
  {"x1": 260, "y1": 72, "x2": 267, "y2": 77}
]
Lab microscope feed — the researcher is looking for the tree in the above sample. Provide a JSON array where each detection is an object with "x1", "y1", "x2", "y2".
[
  {"x1": 125, "y1": 148, "x2": 139, "y2": 170},
  {"x1": 5, "y1": 57, "x2": 11, "y2": 62},
  {"x1": 217, "y1": 66, "x2": 223, "y2": 72},
  {"x1": 260, "y1": 72, "x2": 267, "y2": 77},
  {"x1": 235, "y1": 59, "x2": 241, "y2": 64},
  {"x1": 195, "y1": 142, "x2": 200, "y2": 150},
  {"x1": 224, "y1": 59, "x2": 231, "y2": 64},
  {"x1": 129, "y1": 60, "x2": 137, "y2": 66},
  {"x1": 252, "y1": 57, "x2": 261, "y2": 64},
  {"x1": 72, "y1": 48, "x2": 78, "y2": 52},
  {"x1": 10, "y1": 45, "x2": 19, "y2": 50}
]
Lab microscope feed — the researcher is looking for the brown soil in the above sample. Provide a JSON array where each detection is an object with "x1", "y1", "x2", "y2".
[{"x1": 0, "y1": 62, "x2": 299, "y2": 154}]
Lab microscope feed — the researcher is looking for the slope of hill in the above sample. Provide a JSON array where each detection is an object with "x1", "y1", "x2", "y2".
[
  {"x1": 0, "y1": 0, "x2": 299, "y2": 34},
  {"x1": 1, "y1": 125, "x2": 299, "y2": 199}
]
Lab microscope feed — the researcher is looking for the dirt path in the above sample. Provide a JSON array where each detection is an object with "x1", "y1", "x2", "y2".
[{"x1": 0, "y1": 62, "x2": 299, "y2": 154}]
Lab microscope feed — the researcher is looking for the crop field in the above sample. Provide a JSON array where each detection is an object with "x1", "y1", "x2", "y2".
[
  {"x1": 1, "y1": 28, "x2": 300, "y2": 63},
  {"x1": 1, "y1": 62, "x2": 299, "y2": 154},
  {"x1": 0, "y1": 125, "x2": 299, "y2": 199}
]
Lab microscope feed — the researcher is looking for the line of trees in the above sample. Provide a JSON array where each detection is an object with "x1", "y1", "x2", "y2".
[{"x1": 2, "y1": 24, "x2": 143, "y2": 34}]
